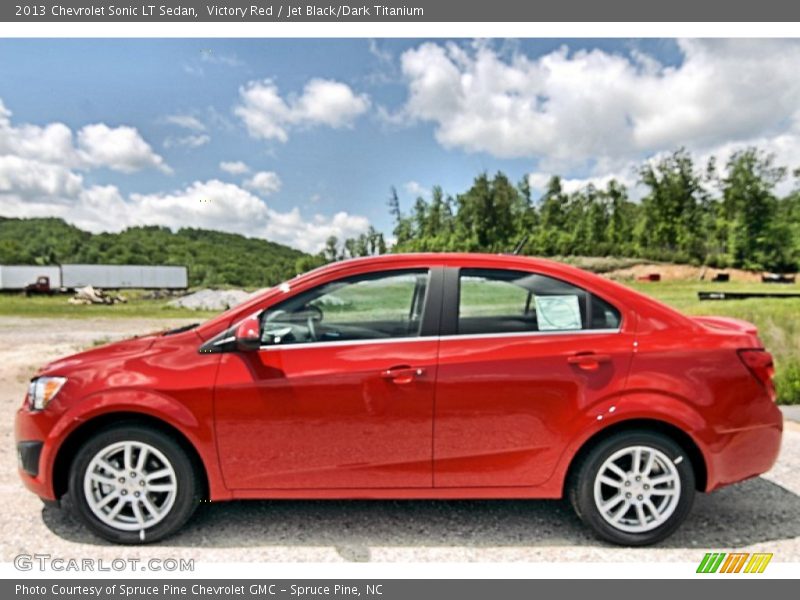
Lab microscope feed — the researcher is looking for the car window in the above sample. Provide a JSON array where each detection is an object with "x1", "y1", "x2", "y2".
[
  {"x1": 457, "y1": 268, "x2": 620, "y2": 336},
  {"x1": 590, "y1": 294, "x2": 622, "y2": 330},
  {"x1": 260, "y1": 269, "x2": 429, "y2": 346}
]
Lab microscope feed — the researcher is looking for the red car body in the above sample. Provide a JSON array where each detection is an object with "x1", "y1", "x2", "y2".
[{"x1": 16, "y1": 253, "x2": 782, "y2": 508}]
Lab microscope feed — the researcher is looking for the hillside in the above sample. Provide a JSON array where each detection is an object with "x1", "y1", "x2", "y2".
[{"x1": 0, "y1": 217, "x2": 307, "y2": 288}]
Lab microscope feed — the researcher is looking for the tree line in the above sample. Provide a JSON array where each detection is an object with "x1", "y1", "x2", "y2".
[
  {"x1": 319, "y1": 147, "x2": 800, "y2": 272},
  {"x1": 0, "y1": 218, "x2": 304, "y2": 288}
]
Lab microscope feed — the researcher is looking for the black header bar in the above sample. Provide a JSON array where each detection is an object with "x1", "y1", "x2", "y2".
[{"x1": 4, "y1": 0, "x2": 800, "y2": 22}]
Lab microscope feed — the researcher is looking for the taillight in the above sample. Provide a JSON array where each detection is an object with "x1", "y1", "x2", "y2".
[{"x1": 738, "y1": 349, "x2": 776, "y2": 399}]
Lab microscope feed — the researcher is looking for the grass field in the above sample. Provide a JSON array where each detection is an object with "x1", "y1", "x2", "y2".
[
  {"x1": 1, "y1": 278, "x2": 798, "y2": 403},
  {"x1": 0, "y1": 291, "x2": 219, "y2": 320}
]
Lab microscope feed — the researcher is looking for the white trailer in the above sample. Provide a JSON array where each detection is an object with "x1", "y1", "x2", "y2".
[
  {"x1": 60, "y1": 264, "x2": 188, "y2": 289},
  {"x1": 0, "y1": 265, "x2": 62, "y2": 290}
]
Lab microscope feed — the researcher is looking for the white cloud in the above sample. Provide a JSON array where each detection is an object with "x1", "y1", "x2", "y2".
[
  {"x1": 264, "y1": 208, "x2": 370, "y2": 252},
  {"x1": 164, "y1": 114, "x2": 206, "y2": 131},
  {"x1": 0, "y1": 177, "x2": 133, "y2": 234},
  {"x1": 131, "y1": 181, "x2": 370, "y2": 253},
  {"x1": 0, "y1": 119, "x2": 77, "y2": 166},
  {"x1": 200, "y1": 50, "x2": 243, "y2": 67},
  {"x1": 403, "y1": 180, "x2": 430, "y2": 197},
  {"x1": 235, "y1": 78, "x2": 370, "y2": 142},
  {"x1": 244, "y1": 171, "x2": 282, "y2": 196},
  {"x1": 0, "y1": 156, "x2": 84, "y2": 200},
  {"x1": 398, "y1": 40, "x2": 800, "y2": 174},
  {"x1": 527, "y1": 167, "x2": 647, "y2": 201},
  {"x1": 183, "y1": 64, "x2": 204, "y2": 77},
  {"x1": 77, "y1": 124, "x2": 171, "y2": 173},
  {"x1": 163, "y1": 133, "x2": 211, "y2": 149},
  {"x1": 219, "y1": 160, "x2": 250, "y2": 175},
  {"x1": 162, "y1": 114, "x2": 214, "y2": 149},
  {"x1": 528, "y1": 169, "x2": 637, "y2": 195},
  {"x1": 368, "y1": 39, "x2": 393, "y2": 64},
  {"x1": 0, "y1": 99, "x2": 169, "y2": 176},
  {"x1": 128, "y1": 180, "x2": 270, "y2": 232}
]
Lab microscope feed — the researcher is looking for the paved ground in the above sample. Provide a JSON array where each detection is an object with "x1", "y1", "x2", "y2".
[
  {"x1": 1, "y1": 316, "x2": 798, "y2": 563},
  {"x1": 781, "y1": 405, "x2": 800, "y2": 423}
]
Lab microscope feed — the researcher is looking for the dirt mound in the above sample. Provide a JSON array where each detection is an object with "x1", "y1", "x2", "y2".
[{"x1": 606, "y1": 263, "x2": 764, "y2": 282}]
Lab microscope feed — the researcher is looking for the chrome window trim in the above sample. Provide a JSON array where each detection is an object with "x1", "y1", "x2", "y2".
[
  {"x1": 257, "y1": 327, "x2": 621, "y2": 351},
  {"x1": 258, "y1": 335, "x2": 435, "y2": 351},
  {"x1": 440, "y1": 328, "x2": 621, "y2": 342}
]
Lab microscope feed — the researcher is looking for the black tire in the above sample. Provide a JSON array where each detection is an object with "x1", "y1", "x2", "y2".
[
  {"x1": 68, "y1": 424, "x2": 201, "y2": 544},
  {"x1": 568, "y1": 430, "x2": 695, "y2": 546}
]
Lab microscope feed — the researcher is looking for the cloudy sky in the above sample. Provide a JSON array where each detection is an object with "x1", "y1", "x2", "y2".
[{"x1": 1, "y1": 38, "x2": 799, "y2": 252}]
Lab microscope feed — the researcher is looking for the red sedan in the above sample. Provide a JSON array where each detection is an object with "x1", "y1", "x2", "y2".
[{"x1": 15, "y1": 253, "x2": 782, "y2": 545}]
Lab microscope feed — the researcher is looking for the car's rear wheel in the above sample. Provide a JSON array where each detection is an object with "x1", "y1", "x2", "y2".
[
  {"x1": 68, "y1": 425, "x2": 201, "y2": 544},
  {"x1": 569, "y1": 430, "x2": 695, "y2": 546}
]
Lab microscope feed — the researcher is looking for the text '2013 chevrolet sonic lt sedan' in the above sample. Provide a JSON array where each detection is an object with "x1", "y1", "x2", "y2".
[{"x1": 16, "y1": 253, "x2": 782, "y2": 545}]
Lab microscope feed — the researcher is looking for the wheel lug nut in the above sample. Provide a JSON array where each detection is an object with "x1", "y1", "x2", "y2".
[
  {"x1": 625, "y1": 492, "x2": 632, "y2": 498},
  {"x1": 130, "y1": 472, "x2": 136, "y2": 478},
  {"x1": 118, "y1": 477, "x2": 125, "y2": 483},
  {"x1": 637, "y1": 495, "x2": 643, "y2": 500},
  {"x1": 134, "y1": 492, "x2": 140, "y2": 498},
  {"x1": 624, "y1": 481, "x2": 631, "y2": 487},
  {"x1": 139, "y1": 480, "x2": 145, "y2": 486},
  {"x1": 644, "y1": 484, "x2": 649, "y2": 490},
  {"x1": 635, "y1": 476, "x2": 641, "y2": 481},
  {"x1": 121, "y1": 490, "x2": 127, "y2": 495}
]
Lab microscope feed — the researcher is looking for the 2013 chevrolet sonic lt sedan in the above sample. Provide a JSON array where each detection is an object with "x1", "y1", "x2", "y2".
[{"x1": 16, "y1": 253, "x2": 782, "y2": 545}]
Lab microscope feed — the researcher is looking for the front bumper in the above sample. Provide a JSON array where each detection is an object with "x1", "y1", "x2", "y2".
[{"x1": 15, "y1": 406, "x2": 60, "y2": 501}]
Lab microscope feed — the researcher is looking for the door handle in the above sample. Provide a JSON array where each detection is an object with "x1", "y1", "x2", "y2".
[
  {"x1": 381, "y1": 365, "x2": 425, "y2": 384},
  {"x1": 567, "y1": 353, "x2": 611, "y2": 371}
]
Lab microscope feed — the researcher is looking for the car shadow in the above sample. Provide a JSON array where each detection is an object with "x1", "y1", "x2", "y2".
[{"x1": 42, "y1": 476, "x2": 800, "y2": 551}]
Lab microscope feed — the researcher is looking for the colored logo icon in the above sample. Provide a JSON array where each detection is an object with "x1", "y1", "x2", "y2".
[{"x1": 697, "y1": 552, "x2": 773, "y2": 574}]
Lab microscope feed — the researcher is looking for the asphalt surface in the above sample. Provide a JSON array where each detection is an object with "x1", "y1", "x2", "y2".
[{"x1": 1, "y1": 316, "x2": 798, "y2": 563}]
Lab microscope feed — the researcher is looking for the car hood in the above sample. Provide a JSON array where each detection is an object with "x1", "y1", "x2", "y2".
[{"x1": 37, "y1": 334, "x2": 159, "y2": 377}]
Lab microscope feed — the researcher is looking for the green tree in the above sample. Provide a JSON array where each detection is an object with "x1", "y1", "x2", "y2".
[
  {"x1": 721, "y1": 148, "x2": 792, "y2": 270},
  {"x1": 637, "y1": 148, "x2": 707, "y2": 262},
  {"x1": 536, "y1": 176, "x2": 570, "y2": 255},
  {"x1": 323, "y1": 236, "x2": 341, "y2": 262},
  {"x1": 604, "y1": 180, "x2": 637, "y2": 256},
  {"x1": 388, "y1": 186, "x2": 414, "y2": 248}
]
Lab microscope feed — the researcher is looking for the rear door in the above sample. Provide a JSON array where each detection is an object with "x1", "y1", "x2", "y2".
[{"x1": 433, "y1": 267, "x2": 635, "y2": 488}]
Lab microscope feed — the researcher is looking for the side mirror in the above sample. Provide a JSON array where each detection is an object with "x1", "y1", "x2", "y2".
[{"x1": 234, "y1": 316, "x2": 261, "y2": 352}]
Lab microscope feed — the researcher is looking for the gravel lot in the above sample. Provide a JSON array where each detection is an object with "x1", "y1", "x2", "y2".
[{"x1": 1, "y1": 316, "x2": 798, "y2": 562}]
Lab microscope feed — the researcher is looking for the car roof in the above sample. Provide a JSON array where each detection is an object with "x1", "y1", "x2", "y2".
[{"x1": 306, "y1": 252, "x2": 579, "y2": 274}]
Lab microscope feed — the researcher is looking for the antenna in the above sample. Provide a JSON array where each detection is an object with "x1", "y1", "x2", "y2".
[{"x1": 511, "y1": 235, "x2": 529, "y2": 255}]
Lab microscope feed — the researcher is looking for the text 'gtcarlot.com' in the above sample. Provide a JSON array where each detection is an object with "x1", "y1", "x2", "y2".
[{"x1": 13, "y1": 554, "x2": 194, "y2": 572}]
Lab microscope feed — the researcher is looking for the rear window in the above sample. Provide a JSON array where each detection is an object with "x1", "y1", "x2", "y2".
[{"x1": 457, "y1": 268, "x2": 621, "y2": 336}]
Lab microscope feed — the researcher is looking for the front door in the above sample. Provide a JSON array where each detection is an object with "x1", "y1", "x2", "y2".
[{"x1": 214, "y1": 268, "x2": 439, "y2": 490}]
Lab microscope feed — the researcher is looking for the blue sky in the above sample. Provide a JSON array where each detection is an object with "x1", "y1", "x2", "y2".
[{"x1": 0, "y1": 38, "x2": 797, "y2": 252}]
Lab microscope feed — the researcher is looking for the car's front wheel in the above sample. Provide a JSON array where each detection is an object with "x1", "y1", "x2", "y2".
[
  {"x1": 569, "y1": 431, "x2": 695, "y2": 546},
  {"x1": 68, "y1": 424, "x2": 201, "y2": 544}
]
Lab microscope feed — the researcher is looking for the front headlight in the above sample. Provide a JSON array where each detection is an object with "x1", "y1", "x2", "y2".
[{"x1": 27, "y1": 377, "x2": 67, "y2": 411}]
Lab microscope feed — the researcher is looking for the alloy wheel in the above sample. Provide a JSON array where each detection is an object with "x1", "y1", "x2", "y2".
[
  {"x1": 83, "y1": 440, "x2": 178, "y2": 531},
  {"x1": 592, "y1": 445, "x2": 681, "y2": 533}
]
